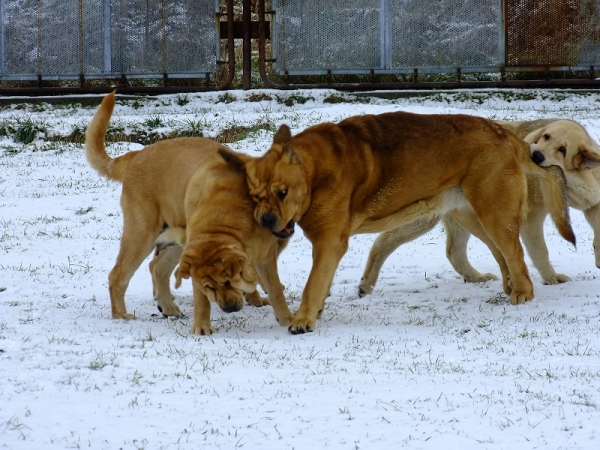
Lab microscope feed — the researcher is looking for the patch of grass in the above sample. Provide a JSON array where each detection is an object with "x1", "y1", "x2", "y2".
[
  {"x1": 276, "y1": 93, "x2": 314, "y2": 107},
  {"x1": 323, "y1": 93, "x2": 346, "y2": 104},
  {"x1": 246, "y1": 93, "x2": 273, "y2": 102},
  {"x1": 15, "y1": 117, "x2": 48, "y2": 144},
  {"x1": 215, "y1": 119, "x2": 277, "y2": 143},
  {"x1": 143, "y1": 115, "x2": 164, "y2": 129},
  {"x1": 175, "y1": 94, "x2": 190, "y2": 106},
  {"x1": 216, "y1": 92, "x2": 237, "y2": 104},
  {"x1": 174, "y1": 123, "x2": 204, "y2": 138}
]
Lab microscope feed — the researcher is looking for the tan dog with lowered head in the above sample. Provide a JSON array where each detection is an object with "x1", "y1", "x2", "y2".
[
  {"x1": 85, "y1": 92, "x2": 293, "y2": 334},
  {"x1": 223, "y1": 111, "x2": 575, "y2": 334},
  {"x1": 360, "y1": 118, "x2": 597, "y2": 295}
]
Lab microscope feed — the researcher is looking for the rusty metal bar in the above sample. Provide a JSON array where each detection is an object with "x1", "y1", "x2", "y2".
[{"x1": 242, "y1": 0, "x2": 251, "y2": 89}]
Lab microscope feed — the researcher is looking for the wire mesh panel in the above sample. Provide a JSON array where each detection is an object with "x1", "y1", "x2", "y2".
[
  {"x1": 0, "y1": 0, "x2": 219, "y2": 80},
  {"x1": 2, "y1": 0, "x2": 103, "y2": 78},
  {"x1": 506, "y1": 0, "x2": 600, "y2": 67},
  {"x1": 272, "y1": 0, "x2": 382, "y2": 75},
  {"x1": 391, "y1": 0, "x2": 501, "y2": 71},
  {"x1": 111, "y1": 0, "x2": 218, "y2": 76}
]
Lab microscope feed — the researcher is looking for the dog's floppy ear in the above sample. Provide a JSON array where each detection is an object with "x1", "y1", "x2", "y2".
[
  {"x1": 573, "y1": 147, "x2": 600, "y2": 170},
  {"x1": 218, "y1": 147, "x2": 250, "y2": 172},
  {"x1": 273, "y1": 124, "x2": 292, "y2": 145},
  {"x1": 524, "y1": 127, "x2": 546, "y2": 144}
]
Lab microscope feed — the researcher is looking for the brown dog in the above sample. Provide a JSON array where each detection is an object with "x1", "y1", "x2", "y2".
[
  {"x1": 224, "y1": 111, "x2": 574, "y2": 334},
  {"x1": 85, "y1": 92, "x2": 293, "y2": 334},
  {"x1": 360, "y1": 119, "x2": 595, "y2": 294}
]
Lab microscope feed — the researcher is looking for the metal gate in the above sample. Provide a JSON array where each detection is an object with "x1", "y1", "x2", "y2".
[
  {"x1": 271, "y1": 0, "x2": 600, "y2": 76},
  {"x1": 0, "y1": 0, "x2": 220, "y2": 81}
]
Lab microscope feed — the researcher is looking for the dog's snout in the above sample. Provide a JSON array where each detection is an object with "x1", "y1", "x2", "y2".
[
  {"x1": 260, "y1": 213, "x2": 277, "y2": 230},
  {"x1": 221, "y1": 301, "x2": 242, "y2": 313},
  {"x1": 531, "y1": 150, "x2": 546, "y2": 166}
]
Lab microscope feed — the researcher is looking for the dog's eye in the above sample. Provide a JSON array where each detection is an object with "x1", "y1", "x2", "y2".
[
  {"x1": 558, "y1": 146, "x2": 566, "y2": 156},
  {"x1": 543, "y1": 134, "x2": 550, "y2": 141},
  {"x1": 277, "y1": 189, "x2": 288, "y2": 200}
]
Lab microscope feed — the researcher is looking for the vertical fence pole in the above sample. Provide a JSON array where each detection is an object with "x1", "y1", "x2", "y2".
[
  {"x1": 103, "y1": 0, "x2": 111, "y2": 76},
  {"x1": 243, "y1": 0, "x2": 251, "y2": 89},
  {"x1": 78, "y1": 0, "x2": 84, "y2": 86},
  {"x1": 0, "y1": 0, "x2": 4, "y2": 78},
  {"x1": 381, "y1": 0, "x2": 391, "y2": 71},
  {"x1": 500, "y1": 0, "x2": 507, "y2": 71}
]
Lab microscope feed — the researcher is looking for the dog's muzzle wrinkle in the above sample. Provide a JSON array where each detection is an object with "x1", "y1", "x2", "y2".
[{"x1": 531, "y1": 150, "x2": 546, "y2": 166}]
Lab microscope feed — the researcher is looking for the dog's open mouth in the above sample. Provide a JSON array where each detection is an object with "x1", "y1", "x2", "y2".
[{"x1": 272, "y1": 220, "x2": 295, "y2": 239}]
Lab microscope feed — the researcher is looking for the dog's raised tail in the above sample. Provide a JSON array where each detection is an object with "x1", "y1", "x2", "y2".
[
  {"x1": 85, "y1": 91, "x2": 130, "y2": 182},
  {"x1": 530, "y1": 164, "x2": 576, "y2": 247}
]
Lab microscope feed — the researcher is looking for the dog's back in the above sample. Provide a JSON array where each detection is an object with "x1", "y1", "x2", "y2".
[{"x1": 495, "y1": 118, "x2": 561, "y2": 139}]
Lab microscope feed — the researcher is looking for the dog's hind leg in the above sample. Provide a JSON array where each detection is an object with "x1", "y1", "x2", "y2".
[
  {"x1": 584, "y1": 204, "x2": 600, "y2": 268},
  {"x1": 359, "y1": 216, "x2": 439, "y2": 297},
  {"x1": 109, "y1": 213, "x2": 163, "y2": 319},
  {"x1": 245, "y1": 289, "x2": 270, "y2": 307},
  {"x1": 520, "y1": 209, "x2": 570, "y2": 284},
  {"x1": 149, "y1": 244, "x2": 184, "y2": 316},
  {"x1": 462, "y1": 179, "x2": 533, "y2": 305},
  {"x1": 443, "y1": 214, "x2": 498, "y2": 283},
  {"x1": 449, "y1": 208, "x2": 514, "y2": 294}
]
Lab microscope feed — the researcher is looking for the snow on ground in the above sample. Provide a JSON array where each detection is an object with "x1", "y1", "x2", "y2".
[{"x1": 1, "y1": 89, "x2": 599, "y2": 449}]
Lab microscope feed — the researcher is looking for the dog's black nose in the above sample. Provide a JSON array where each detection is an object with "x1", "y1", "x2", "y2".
[
  {"x1": 260, "y1": 213, "x2": 277, "y2": 230},
  {"x1": 222, "y1": 303, "x2": 241, "y2": 313},
  {"x1": 531, "y1": 150, "x2": 546, "y2": 165}
]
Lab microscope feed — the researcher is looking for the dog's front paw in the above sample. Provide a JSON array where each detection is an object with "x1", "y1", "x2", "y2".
[
  {"x1": 156, "y1": 298, "x2": 183, "y2": 317},
  {"x1": 464, "y1": 272, "x2": 498, "y2": 283},
  {"x1": 542, "y1": 273, "x2": 571, "y2": 285},
  {"x1": 275, "y1": 311, "x2": 294, "y2": 327},
  {"x1": 509, "y1": 290, "x2": 534, "y2": 305},
  {"x1": 245, "y1": 291, "x2": 270, "y2": 307},
  {"x1": 288, "y1": 315, "x2": 316, "y2": 334},
  {"x1": 190, "y1": 322, "x2": 215, "y2": 336},
  {"x1": 112, "y1": 312, "x2": 136, "y2": 320}
]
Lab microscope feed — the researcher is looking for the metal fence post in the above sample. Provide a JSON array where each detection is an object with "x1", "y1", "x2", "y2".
[
  {"x1": 0, "y1": 0, "x2": 4, "y2": 78},
  {"x1": 103, "y1": 0, "x2": 112, "y2": 76},
  {"x1": 243, "y1": 0, "x2": 251, "y2": 89},
  {"x1": 381, "y1": 0, "x2": 391, "y2": 71}
]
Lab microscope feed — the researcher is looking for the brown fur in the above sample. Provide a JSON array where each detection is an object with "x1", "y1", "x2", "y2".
[
  {"x1": 85, "y1": 92, "x2": 293, "y2": 334},
  {"x1": 225, "y1": 111, "x2": 575, "y2": 334},
  {"x1": 360, "y1": 119, "x2": 588, "y2": 294}
]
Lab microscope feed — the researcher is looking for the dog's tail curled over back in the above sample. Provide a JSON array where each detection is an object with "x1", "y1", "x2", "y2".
[
  {"x1": 525, "y1": 162, "x2": 576, "y2": 247},
  {"x1": 85, "y1": 91, "x2": 134, "y2": 182}
]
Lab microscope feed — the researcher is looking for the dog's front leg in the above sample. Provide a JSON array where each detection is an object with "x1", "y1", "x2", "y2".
[
  {"x1": 584, "y1": 203, "x2": 600, "y2": 268},
  {"x1": 190, "y1": 279, "x2": 215, "y2": 336},
  {"x1": 255, "y1": 247, "x2": 293, "y2": 326},
  {"x1": 289, "y1": 235, "x2": 348, "y2": 334}
]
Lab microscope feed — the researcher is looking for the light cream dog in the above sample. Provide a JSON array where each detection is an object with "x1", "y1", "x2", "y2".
[
  {"x1": 359, "y1": 118, "x2": 598, "y2": 296},
  {"x1": 85, "y1": 92, "x2": 293, "y2": 334},
  {"x1": 224, "y1": 111, "x2": 575, "y2": 334}
]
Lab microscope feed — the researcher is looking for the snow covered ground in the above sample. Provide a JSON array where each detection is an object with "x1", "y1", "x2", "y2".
[{"x1": 1, "y1": 89, "x2": 599, "y2": 449}]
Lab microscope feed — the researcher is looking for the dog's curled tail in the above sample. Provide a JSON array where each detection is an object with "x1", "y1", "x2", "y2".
[
  {"x1": 527, "y1": 163, "x2": 576, "y2": 247},
  {"x1": 85, "y1": 91, "x2": 132, "y2": 182}
]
